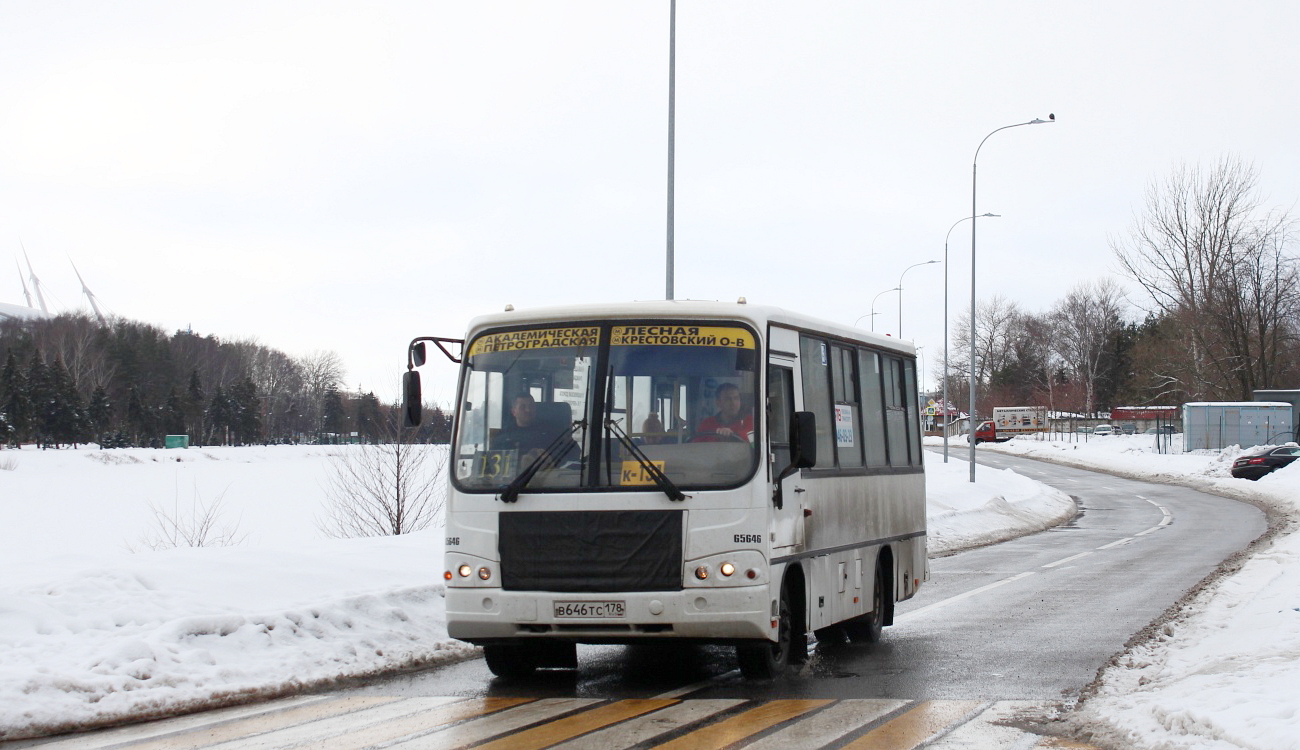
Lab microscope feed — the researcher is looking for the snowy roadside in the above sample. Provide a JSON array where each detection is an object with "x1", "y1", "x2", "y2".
[
  {"x1": 0, "y1": 444, "x2": 1071, "y2": 741},
  {"x1": 0, "y1": 530, "x2": 477, "y2": 741},
  {"x1": 922, "y1": 446, "x2": 1077, "y2": 555},
  {"x1": 976, "y1": 434, "x2": 1300, "y2": 750}
]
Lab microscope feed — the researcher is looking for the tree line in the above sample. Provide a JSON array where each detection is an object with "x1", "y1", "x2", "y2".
[
  {"x1": 943, "y1": 156, "x2": 1300, "y2": 418},
  {"x1": 0, "y1": 315, "x2": 452, "y2": 448}
]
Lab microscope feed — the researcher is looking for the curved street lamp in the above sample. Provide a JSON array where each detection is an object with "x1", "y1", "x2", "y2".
[
  {"x1": 855, "y1": 287, "x2": 900, "y2": 330},
  {"x1": 968, "y1": 114, "x2": 1055, "y2": 482},
  {"x1": 898, "y1": 260, "x2": 940, "y2": 339},
  {"x1": 943, "y1": 213, "x2": 998, "y2": 463}
]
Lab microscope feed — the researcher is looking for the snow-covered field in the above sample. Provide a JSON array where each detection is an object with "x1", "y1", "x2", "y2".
[{"x1": 0, "y1": 436, "x2": 1295, "y2": 749}]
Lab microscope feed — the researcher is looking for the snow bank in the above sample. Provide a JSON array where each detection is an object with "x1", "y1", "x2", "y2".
[{"x1": 923, "y1": 448, "x2": 1077, "y2": 554}]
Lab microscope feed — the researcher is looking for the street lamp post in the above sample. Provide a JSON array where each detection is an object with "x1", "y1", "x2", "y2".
[
  {"x1": 665, "y1": 0, "x2": 676, "y2": 300},
  {"x1": 897, "y1": 260, "x2": 940, "y2": 339},
  {"x1": 943, "y1": 213, "x2": 998, "y2": 463},
  {"x1": 968, "y1": 114, "x2": 1054, "y2": 482},
  {"x1": 866, "y1": 287, "x2": 900, "y2": 332}
]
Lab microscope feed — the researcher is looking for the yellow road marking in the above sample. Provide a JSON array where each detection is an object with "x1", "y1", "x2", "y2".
[
  {"x1": 549, "y1": 699, "x2": 747, "y2": 750},
  {"x1": 840, "y1": 700, "x2": 983, "y2": 750},
  {"x1": 75, "y1": 697, "x2": 401, "y2": 750},
  {"x1": 744, "y1": 699, "x2": 910, "y2": 750},
  {"x1": 188, "y1": 697, "x2": 469, "y2": 750},
  {"x1": 302, "y1": 697, "x2": 535, "y2": 750},
  {"x1": 387, "y1": 698, "x2": 604, "y2": 750},
  {"x1": 474, "y1": 700, "x2": 678, "y2": 750},
  {"x1": 653, "y1": 699, "x2": 832, "y2": 750}
]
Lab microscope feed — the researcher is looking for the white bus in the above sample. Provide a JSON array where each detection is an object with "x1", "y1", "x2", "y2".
[{"x1": 403, "y1": 300, "x2": 927, "y2": 679}]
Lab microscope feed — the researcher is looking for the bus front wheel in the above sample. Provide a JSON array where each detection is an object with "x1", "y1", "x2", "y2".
[
  {"x1": 738, "y1": 586, "x2": 793, "y2": 679},
  {"x1": 483, "y1": 643, "x2": 539, "y2": 678}
]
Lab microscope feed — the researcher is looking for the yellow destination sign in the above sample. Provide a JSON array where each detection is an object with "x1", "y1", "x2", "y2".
[
  {"x1": 468, "y1": 327, "x2": 600, "y2": 356},
  {"x1": 611, "y1": 325, "x2": 754, "y2": 349},
  {"x1": 620, "y1": 460, "x2": 668, "y2": 486}
]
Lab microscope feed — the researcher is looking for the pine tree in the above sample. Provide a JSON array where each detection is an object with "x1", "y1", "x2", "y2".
[
  {"x1": 88, "y1": 386, "x2": 112, "y2": 444},
  {"x1": 1, "y1": 349, "x2": 31, "y2": 446},
  {"x1": 322, "y1": 386, "x2": 347, "y2": 442},
  {"x1": 46, "y1": 357, "x2": 86, "y2": 447},
  {"x1": 126, "y1": 385, "x2": 150, "y2": 447},
  {"x1": 164, "y1": 387, "x2": 186, "y2": 436},
  {"x1": 208, "y1": 386, "x2": 231, "y2": 446},
  {"x1": 186, "y1": 369, "x2": 205, "y2": 445},
  {"x1": 26, "y1": 354, "x2": 52, "y2": 448},
  {"x1": 228, "y1": 377, "x2": 261, "y2": 445},
  {"x1": 356, "y1": 391, "x2": 382, "y2": 444}
]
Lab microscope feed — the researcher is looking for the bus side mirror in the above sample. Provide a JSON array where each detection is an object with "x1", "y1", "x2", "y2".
[
  {"x1": 402, "y1": 371, "x2": 423, "y2": 427},
  {"x1": 791, "y1": 411, "x2": 816, "y2": 468},
  {"x1": 411, "y1": 341, "x2": 427, "y2": 367}
]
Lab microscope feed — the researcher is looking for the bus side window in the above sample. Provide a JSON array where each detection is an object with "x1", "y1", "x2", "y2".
[
  {"x1": 882, "y1": 355, "x2": 909, "y2": 466},
  {"x1": 831, "y1": 345, "x2": 864, "y2": 468},
  {"x1": 798, "y1": 335, "x2": 836, "y2": 468},
  {"x1": 902, "y1": 359, "x2": 922, "y2": 465},
  {"x1": 858, "y1": 350, "x2": 889, "y2": 468}
]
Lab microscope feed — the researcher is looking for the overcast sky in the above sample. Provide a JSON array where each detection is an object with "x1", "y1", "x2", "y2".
[{"x1": 3, "y1": 1, "x2": 1298, "y2": 402}]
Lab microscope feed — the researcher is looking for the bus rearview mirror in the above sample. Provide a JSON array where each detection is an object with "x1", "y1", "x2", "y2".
[
  {"x1": 412, "y1": 341, "x2": 427, "y2": 367},
  {"x1": 791, "y1": 411, "x2": 816, "y2": 469},
  {"x1": 403, "y1": 371, "x2": 423, "y2": 427}
]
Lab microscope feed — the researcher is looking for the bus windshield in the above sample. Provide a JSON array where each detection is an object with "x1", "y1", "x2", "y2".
[{"x1": 451, "y1": 321, "x2": 760, "y2": 493}]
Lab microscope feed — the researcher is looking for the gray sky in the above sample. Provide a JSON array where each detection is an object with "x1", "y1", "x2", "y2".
[{"x1": 3, "y1": 2, "x2": 1298, "y2": 402}]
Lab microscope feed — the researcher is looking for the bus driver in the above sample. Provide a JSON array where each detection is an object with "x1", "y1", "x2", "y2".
[
  {"x1": 495, "y1": 394, "x2": 575, "y2": 464},
  {"x1": 693, "y1": 383, "x2": 753, "y2": 443}
]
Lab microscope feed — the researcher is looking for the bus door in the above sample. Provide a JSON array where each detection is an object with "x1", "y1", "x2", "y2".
[{"x1": 768, "y1": 357, "x2": 804, "y2": 552}]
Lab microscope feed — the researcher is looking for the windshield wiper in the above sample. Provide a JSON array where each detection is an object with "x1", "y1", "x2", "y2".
[
  {"x1": 499, "y1": 421, "x2": 584, "y2": 504},
  {"x1": 604, "y1": 418, "x2": 687, "y2": 502}
]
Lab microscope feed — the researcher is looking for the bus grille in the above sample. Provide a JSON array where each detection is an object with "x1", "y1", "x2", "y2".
[{"x1": 499, "y1": 510, "x2": 684, "y2": 592}]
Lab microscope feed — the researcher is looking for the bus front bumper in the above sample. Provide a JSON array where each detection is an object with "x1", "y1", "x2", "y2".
[{"x1": 444, "y1": 585, "x2": 773, "y2": 643}]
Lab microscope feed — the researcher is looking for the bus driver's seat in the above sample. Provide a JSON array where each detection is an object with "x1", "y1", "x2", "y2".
[{"x1": 533, "y1": 401, "x2": 573, "y2": 436}]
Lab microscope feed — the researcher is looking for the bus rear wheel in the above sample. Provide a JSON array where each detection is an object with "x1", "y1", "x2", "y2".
[
  {"x1": 844, "y1": 562, "x2": 888, "y2": 643},
  {"x1": 738, "y1": 586, "x2": 793, "y2": 679},
  {"x1": 483, "y1": 643, "x2": 539, "y2": 678}
]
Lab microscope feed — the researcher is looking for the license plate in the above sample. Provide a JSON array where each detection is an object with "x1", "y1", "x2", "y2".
[{"x1": 553, "y1": 600, "x2": 625, "y2": 619}]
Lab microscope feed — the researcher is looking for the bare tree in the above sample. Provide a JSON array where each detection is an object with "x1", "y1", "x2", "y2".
[
  {"x1": 239, "y1": 340, "x2": 305, "y2": 439},
  {"x1": 1112, "y1": 156, "x2": 1299, "y2": 400},
  {"x1": 951, "y1": 295, "x2": 1027, "y2": 414},
  {"x1": 298, "y1": 350, "x2": 346, "y2": 435},
  {"x1": 30, "y1": 313, "x2": 117, "y2": 393},
  {"x1": 132, "y1": 485, "x2": 246, "y2": 551},
  {"x1": 1048, "y1": 278, "x2": 1129, "y2": 416},
  {"x1": 318, "y1": 422, "x2": 447, "y2": 538}
]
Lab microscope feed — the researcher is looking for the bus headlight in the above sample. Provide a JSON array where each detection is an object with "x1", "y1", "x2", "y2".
[
  {"x1": 445, "y1": 554, "x2": 499, "y2": 588},
  {"x1": 686, "y1": 551, "x2": 767, "y2": 587}
]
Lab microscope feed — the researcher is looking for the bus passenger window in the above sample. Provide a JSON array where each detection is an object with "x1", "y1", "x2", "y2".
[
  {"x1": 858, "y1": 350, "x2": 889, "y2": 468},
  {"x1": 799, "y1": 335, "x2": 836, "y2": 468}
]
